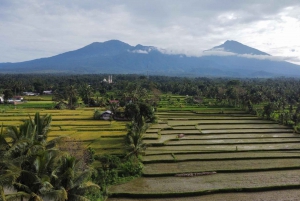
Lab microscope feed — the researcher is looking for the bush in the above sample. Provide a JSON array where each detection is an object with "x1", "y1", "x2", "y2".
[
  {"x1": 94, "y1": 109, "x2": 102, "y2": 120},
  {"x1": 119, "y1": 157, "x2": 143, "y2": 177}
]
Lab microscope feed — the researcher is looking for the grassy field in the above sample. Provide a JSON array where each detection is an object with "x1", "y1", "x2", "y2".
[{"x1": 0, "y1": 105, "x2": 128, "y2": 156}]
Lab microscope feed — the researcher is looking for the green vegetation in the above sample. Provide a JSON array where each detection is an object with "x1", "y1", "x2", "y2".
[
  {"x1": 2, "y1": 74, "x2": 300, "y2": 200},
  {"x1": 0, "y1": 113, "x2": 99, "y2": 201}
]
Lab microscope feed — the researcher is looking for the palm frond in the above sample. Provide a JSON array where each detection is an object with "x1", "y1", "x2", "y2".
[
  {"x1": 72, "y1": 170, "x2": 91, "y2": 188},
  {"x1": 67, "y1": 194, "x2": 90, "y2": 201},
  {"x1": 42, "y1": 188, "x2": 67, "y2": 201},
  {"x1": 5, "y1": 191, "x2": 31, "y2": 201}
]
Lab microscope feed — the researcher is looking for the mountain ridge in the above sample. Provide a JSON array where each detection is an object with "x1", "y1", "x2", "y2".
[
  {"x1": 205, "y1": 40, "x2": 270, "y2": 56},
  {"x1": 0, "y1": 40, "x2": 299, "y2": 77}
]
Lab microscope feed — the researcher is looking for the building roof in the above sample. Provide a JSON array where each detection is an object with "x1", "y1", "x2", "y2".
[{"x1": 102, "y1": 110, "x2": 112, "y2": 114}]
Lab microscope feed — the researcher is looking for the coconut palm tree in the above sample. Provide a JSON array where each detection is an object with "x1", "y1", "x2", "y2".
[
  {"x1": 125, "y1": 118, "x2": 148, "y2": 158},
  {"x1": 67, "y1": 85, "x2": 78, "y2": 109},
  {"x1": 79, "y1": 84, "x2": 93, "y2": 106},
  {"x1": 0, "y1": 113, "x2": 68, "y2": 201},
  {"x1": 53, "y1": 156, "x2": 99, "y2": 201}
]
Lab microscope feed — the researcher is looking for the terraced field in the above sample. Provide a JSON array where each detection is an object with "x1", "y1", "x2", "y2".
[
  {"x1": 0, "y1": 108, "x2": 127, "y2": 155},
  {"x1": 108, "y1": 110, "x2": 300, "y2": 200}
]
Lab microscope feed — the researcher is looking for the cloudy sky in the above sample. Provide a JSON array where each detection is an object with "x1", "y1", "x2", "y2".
[{"x1": 1, "y1": 0, "x2": 300, "y2": 64}]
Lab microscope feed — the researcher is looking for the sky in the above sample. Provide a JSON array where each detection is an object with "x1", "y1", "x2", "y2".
[{"x1": 1, "y1": 0, "x2": 300, "y2": 64}]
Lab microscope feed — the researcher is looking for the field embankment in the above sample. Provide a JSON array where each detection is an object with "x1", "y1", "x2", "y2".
[{"x1": 108, "y1": 109, "x2": 300, "y2": 200}]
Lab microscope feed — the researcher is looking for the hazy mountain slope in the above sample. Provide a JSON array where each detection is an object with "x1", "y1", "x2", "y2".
[{"x1": 0, "y1": 40, "x2": 300, "y2": 77}]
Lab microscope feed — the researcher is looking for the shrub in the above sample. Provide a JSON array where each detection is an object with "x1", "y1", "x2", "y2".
[
  {"x1": 94, "y1": 109, "x2": 102, "y2": 120},
  {"x1": 119, "y1": 157, "x2": 143, "y2": 177}
]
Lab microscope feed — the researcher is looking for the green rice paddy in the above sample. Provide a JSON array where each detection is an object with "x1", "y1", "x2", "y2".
[
  {"x1": 2, "y1": 96, "x2": 300, "y2": 200},
  {"x1": 0, "y1": 107, "x2": 127, "y2": 156},
  {"x1": 108, "y1": 107, "x2": 300, "y2": 200}
]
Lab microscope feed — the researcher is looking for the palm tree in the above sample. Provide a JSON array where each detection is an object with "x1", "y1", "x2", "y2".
[
  {"x1": 125, "y1": 118, "x2": 148, "y2": 158},
  {"x1": 0, "y1": 113, "x2": 67, "y2": 201},
  {"x1": 79, "y1": 84, "x2": 93, "y2": 106},
  {"x1": 53, "y1": 156, "x2": 100, "y2": 201},
  {"x1": 29, "y1": 112, "x2": 52, "y2": 144},
  {"x1": 67, "y1": 85, "x2": 78, "y2": 109}
]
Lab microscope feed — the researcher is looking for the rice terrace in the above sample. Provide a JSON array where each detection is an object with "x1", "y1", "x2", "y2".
[
  {"x1": 2, "y1": 1, "x2": 300, "y2": 200},
  {"x1": 2, "y1": 75, "x2": 300, "y2": 201},
  {"x1": 108, "y1": 108, "x2": 300, "y2": 200}
]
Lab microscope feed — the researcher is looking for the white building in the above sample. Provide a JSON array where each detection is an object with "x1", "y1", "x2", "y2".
[{"x1": 103, "y1": 76, "x2": 113, "y2": 83}]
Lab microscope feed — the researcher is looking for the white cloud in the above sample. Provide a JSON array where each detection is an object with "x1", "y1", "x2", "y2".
[
  {"x1": 130, "y1": 49, "x2": 148, "y2": 54},
  {"x1": 0, "y1": 0, "x2": 300, "y2": 65}
]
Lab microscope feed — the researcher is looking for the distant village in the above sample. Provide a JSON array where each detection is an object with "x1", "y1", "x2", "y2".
[{"x1": 0, "y1": 75, "x2": 113, "y2": 104}]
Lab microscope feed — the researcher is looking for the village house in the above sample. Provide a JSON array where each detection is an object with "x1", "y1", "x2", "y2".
[
  {"x1": 43, "y1": 90, "x2": 52, "y2": 95},
  {"x1": 7, "y1": 96, "x2": 24, "y2": 104},
  {"x1": 23, "y1": 92, "x2": 39, "y2": 96},
  {"x1": 100, "y1": 110, "x2": 113, "y2": 120},
  {"x1": 0, "y1": 94, "x2": 4, "y2": 103}
]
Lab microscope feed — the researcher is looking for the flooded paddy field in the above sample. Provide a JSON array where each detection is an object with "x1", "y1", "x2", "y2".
[
  {"x1": 109, "y1": 170, "x2": 300, "y2": 197},
  {"x1": 142, "y1": 151, "x2": 300, "y2": 163},
  {"x1": 108, "y1": 109, "x2": 300, "y2": 200},
  {"x1": 107, "y1": 189, "x2": 300, "y2": 201}
]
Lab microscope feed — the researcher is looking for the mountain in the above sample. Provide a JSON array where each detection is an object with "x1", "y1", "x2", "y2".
[
  {"x1": 206, "y1": 40, "x2": 270, "y2": 55},
  {"x1": 1, "y1": 40, "x2": 300, "y2": 77}
]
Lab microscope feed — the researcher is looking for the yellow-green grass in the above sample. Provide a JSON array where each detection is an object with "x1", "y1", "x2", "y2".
[
  {"x1": 142, "y1": 151, "x2": 300, "y2": 163},
  {"x1": 0, "y1": 115, "x2": 93, "y2": 121},
  {"x1": 76, "y1": 128, "x2": 126, "y2": 131},
  {"x1": 70, "y1": 131, "x2": 126, "y2": 140},
  {"x1": 0, "y1": 107, "x2": 128, "y2": 157},
  {"x1": 48, "y1": 130, "x2": 77, "y2": 136},
  {"x1": 93, "y1": 149, "x2": 125, "y2": 155},
  {"x1": 51, "y1": 126, "x2": 125, "y2": 132},
  {"x1": 0, "y1": 121, "x2": 24, "y2": 127},
  {"x1": 23, "y1": 95, "x2": 53, "y2": 101},
  {"x1": 51, "y1": 116, "x2": 94, "y2": 120},
  {"x1": 108, "y1": 170, "x2": 300, "y2": 197},
  {"x1": 88, "y1": 137, "x2": 125, "y2": 149},
  {"x1": 23, "y1": 100, "x2": 54, "y2": 104},
  {"x1": 0, "y1": 115, "x2": 92, "y2": 120},
  {"x1": 50, "y1": 120, "x2": 117, "y2": 126}
]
